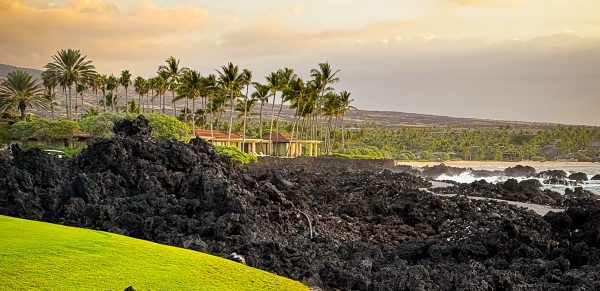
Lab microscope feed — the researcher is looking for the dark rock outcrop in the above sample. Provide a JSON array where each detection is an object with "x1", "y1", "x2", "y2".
[
  {"x1": 504, "y1": 165, "x2": 536, "y2": 177},
  {"x1": 2, "y1": 115, "x2": 600, "y2": 290},
  {"x1": 569, "y1": 172, "x2": 589, "y2": 182}
]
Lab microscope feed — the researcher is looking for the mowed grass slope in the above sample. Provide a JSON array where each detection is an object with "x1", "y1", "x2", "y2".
[{"x1": 0, "y1": 215, "x2": 307, "y2": 291}]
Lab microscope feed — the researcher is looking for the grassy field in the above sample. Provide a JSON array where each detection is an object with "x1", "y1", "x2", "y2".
[{"x1": 0, "y1": 215, "x2": 307, "y2": 291}]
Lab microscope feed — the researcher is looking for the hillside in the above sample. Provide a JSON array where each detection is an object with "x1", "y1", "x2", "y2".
[
  {"x1": 0, "y1": 63, "x2": 559, "y2": 130},
  {"x1": 0, "y1": 64, "x2": 42, "y2": 80},
  {"x1": 0, "y1": 215, "x2": 307, "y2": 290}
]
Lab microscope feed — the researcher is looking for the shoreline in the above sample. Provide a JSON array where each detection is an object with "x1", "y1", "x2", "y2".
[{"x1": 395, "y1": 160, "x2": 600, "y2": 168}]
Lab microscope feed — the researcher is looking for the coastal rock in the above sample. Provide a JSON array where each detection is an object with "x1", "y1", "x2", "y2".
[
  {"x1": 421, "y1": 164, "x2": 467, "y2": 178},
  {"x1": 569, "y1": 172, "x2": 589, "y2": 182},
  {"x1": 504, "y1": 165, "x2": 537, "y2": 177},
  {"x1": 538, "y1": 170, "x2": 568, "y2": 180},
  {"x1": 591, "y1": 174, "x2": 600, "y2": 181}
]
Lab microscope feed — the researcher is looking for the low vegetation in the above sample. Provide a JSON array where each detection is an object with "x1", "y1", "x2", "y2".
[
  {"x1": 0, "y1": 215, "x2": 307, "y2": 290},
  {"x1": 216, "y1": 146, "x2": 257, "y2": 165}
]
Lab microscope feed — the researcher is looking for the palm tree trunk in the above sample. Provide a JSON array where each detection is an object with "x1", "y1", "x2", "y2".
[
  {"x1": 125, "y1": 87, "x2": 128, "y2": 113},
  {"x1": 269, "y1": 93, "x2": 277, "y2": 155},
  {"x1": 258, "y1": 101, "x2": 264, "y2": 138},
  {"x1": 185, "y1": 97, "x2": 189, "y2": 122},
  {"x1": 67, "y1": 86, "x2": 72, "y2": 119},
  {"x1": 242, "y1": 85, "x2": 249, "y2": 149},
  {"x1": 341, "y1": 114, "x2": 346, "y2": 151},
  {"x1": 138, "y1": 91, "x2": 141, "y2": 113},
  {"x1": 191, "y1": 97, "x2": 196, "y2": 135},
  {"x1": 227, "y1": 91, "x2": 234, "y2": 145},
  {"x1": 274, "y1": 95, "x2": 285, "y2": 156},
  {"x1": 172, "y1": 90, "x2": 176, "y2": 117}
]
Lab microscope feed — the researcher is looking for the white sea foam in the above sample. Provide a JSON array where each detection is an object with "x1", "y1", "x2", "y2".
[{"x1": 436, "y1": 168, "x2": 600, "y2": 195}]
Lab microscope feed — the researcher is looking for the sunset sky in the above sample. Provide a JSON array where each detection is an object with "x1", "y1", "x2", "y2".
[{"x1": 1, "y1": 0, "x2": 599, "y2": 125}]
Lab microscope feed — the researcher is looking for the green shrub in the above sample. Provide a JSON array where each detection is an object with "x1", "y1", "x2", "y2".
[
  {"x1": 0, "y1": 122, "x2": 10, "y2": 146},
  {"x1": 145, "y1": 114, "x2": 191, "y2": 142},
  {"x1": 216, "y1": 146, "x2": 257, "y2": 165},
  {"x1": 11, "y1": 119, "x2": 79, "y2": 140},
  {"x1": 80, "y1": 112, "x2": 132, "y2": 138},
  {"x1": 333, "y1": 146, "x2": 388, "y2": 159}
]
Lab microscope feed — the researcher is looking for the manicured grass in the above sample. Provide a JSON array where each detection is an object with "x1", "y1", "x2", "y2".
[{"x1": 0, "y1": 215, "x2": 307, "y2": 291}]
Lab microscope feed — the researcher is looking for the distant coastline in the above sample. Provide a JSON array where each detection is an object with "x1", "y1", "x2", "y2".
[{"x1": 396, "y1": 161, "x2": 600, "y2": 168}]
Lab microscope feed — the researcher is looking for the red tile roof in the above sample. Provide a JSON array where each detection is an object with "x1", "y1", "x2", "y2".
[
  {"x1": 262, "y1": 133, "x2": 294, "y2": 142},
  {"x1": 195, "y1": 129, "x2": 242, "y2": 140}
]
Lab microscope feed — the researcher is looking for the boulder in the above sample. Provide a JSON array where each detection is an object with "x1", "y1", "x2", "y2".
[
  {"x1": 569, "y1": 172, "x2": 589, "y2": 182},
  {"x1": 504, "y1": 165, "x2": 537, "y2": 177}
]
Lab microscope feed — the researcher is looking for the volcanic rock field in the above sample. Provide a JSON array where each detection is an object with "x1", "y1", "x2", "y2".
[{"x1": 1, "y1": 116, "x2": 600, "y2": 290}]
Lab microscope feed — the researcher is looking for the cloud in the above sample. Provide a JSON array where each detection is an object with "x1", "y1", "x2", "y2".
[
  {"x1": 452, "y1": 0, "x2": 522, "y2": 8},
  {"x1": 0, "y1": 0, "x2": 211, "y2": 71}
]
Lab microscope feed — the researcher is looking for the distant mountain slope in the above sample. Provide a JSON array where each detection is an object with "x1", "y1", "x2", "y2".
[
  {"x1": 0, "y1": 63, "x2": 561, "y2": 130},
  {"x1": 0, "y1": 64, "x2": 42, "y2": 80}
]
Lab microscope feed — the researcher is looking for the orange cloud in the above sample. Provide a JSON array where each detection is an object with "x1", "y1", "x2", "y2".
[
  {"x1": 0, "y1": 0, "x2": 211, "y2": 72},
  {"x1": 452, "y1": 0, "x2": 522, "y2": 8}
]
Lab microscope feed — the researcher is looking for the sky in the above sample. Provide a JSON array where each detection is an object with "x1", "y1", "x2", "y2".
[{"x1": 1, "y1": 0, "x2": 599, "y2": 125}]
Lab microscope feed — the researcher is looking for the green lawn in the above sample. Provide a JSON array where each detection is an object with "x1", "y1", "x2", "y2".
[{"x1": 0, "y1": 215, "x2": 307, "y2": 291}]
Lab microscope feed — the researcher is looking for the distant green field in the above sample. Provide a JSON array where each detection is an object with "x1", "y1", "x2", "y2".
[{"x1": 0, "y1": 215, "x2": 307, "y2": 291}]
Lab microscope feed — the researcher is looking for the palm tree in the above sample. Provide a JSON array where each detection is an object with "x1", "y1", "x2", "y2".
[
  {"x1": 120, "y1": 70, "x2": 132, "y2": 113},
  {"x1": 241, "y1": 69, "x2": 252, "y2": 143},
  {"x1": 251, "y1": 83, "x2": 270, "y2": 138},
  {"x1": 286, "y1": 78, "x2": 316, "y2": 156},
  {"x1": 100, "y1": 75, "x2": 108, "y2": 112},
  {"x1": 274, "y1": 68, "x2": 297, "y2": 155},
  {"x1": 0, "y1": 70, "x2": 48, "y2": 120},
  {"x1": 323, "y1": 92, "x2": 340, "y2": 154},
  {"x1": 158, "y1": 57, "x2": 187, "y2": 116},
  {"x1": 216, "y1": 62, "x2": 244, "y2": 144},
  {"x1": 157, "y1": 71, "x2": 170, "y2": 114},
  {"x1": 266, "y1": 71, "x2": 281, "y2": 152},
  {"x1": 90, "y1": 74, "x2": 104, "y2": 111},
  {"x1": 75, "y1": 82, "x2": 88, "y2": 116},
  {"x1": 105, "y1": 75, "x2": 118, "y2": 112},
  {"x1": 337, "y1": 90, "x2": 354, "y2": 151},
  {"x1": 178, "y1": 70, "x2": 203, "y2": 134},
  {"x1": 133, "y1": 76, "x2": 146, "y2": 113},
  {"x1": 202, "y1": 74, "x2": 218, "y2": 138},
  {"x1": 44, "y1": 49, "x2": 96, "y2": 119},
  {"x1": 41, "y1": 70, "x2": 58, "y2": 119},
  {"x1": 310, "y1": 62, "x2": 340, "y2": 140}
]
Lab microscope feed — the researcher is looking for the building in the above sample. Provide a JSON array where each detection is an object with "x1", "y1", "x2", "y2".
[
  {"x1": 259, "y1": 133, "x2": 320, "y2": 157},
  {"x1": 195, "y1": 129, "x2": 269, "y2": 155},
  {"x1": 195, "y1": 129, "x2": 321, "y2": 157}
]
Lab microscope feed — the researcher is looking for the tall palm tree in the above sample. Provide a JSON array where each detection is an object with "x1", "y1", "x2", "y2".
[
  {"x1": 133, "y1": 76, "x2": 146, "y2": 112},
  {"x1": 75, "y1": 82, "x2": 88, "y2": 116},
  {"x1": 274, "y1": 68, "x2": 297, "y2": 155},
  {"x1": 216, "y1": 62, "x2": 244, "y2": 144},
  {"x1": 44, "y1": 49, "x2": 96, "y2": 119},
  {"x1": 157, "y1": 70, "x2": 170, "y2": 114},
  {"x1": 120, "y1": 70, "x2": 132, "y2": 113},
  {"x1": 41, "y1": 70, "x2": 58, "y2": 119},
  {"x1": 0, "y1": 70, "x2": 48, "y2": 120},
  {"x1": 266, "y1": 71, "x2": 281, "y2": 151},
  {"x1": 323, "y1": 92, "x2": 340, "y2": 154},
  {"x1": 178, "y1": 70, "x2": 203, "y2": 134},
  {"x1": 100, "y1": 75, "x2": 108, "y2": 112},
  {"x1": 105, "y1": 75, "x2": 118, "y2": 112},
  {"x1": 202, "y1": 74, "x2": 218, "y2": 138},
  {"x1": 241, "y1": 69, "x2": 252, "y2": 144},
  {"x1": 251, "y1": 83, "x2": 270, "y2": 138},
  {"x1": 90, "y1": 74, "x2": 104, "y2": 111},
  {"x1": 158, "y1": 57, "x2": 187, "y2": 116},
  {"x1": 337, "y1": 90, "x2": 354, "y2": 151},
  {"x1": 286, "y1": 78, "x2": 316, "y2": 156},
  {"x1": 310, "y1": 62, "x2": 340, "y2": 140}
]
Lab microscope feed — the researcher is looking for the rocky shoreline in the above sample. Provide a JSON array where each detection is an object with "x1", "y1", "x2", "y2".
[{"x1": 1, "y1": 116, "x2": 600, "y2": 290}]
